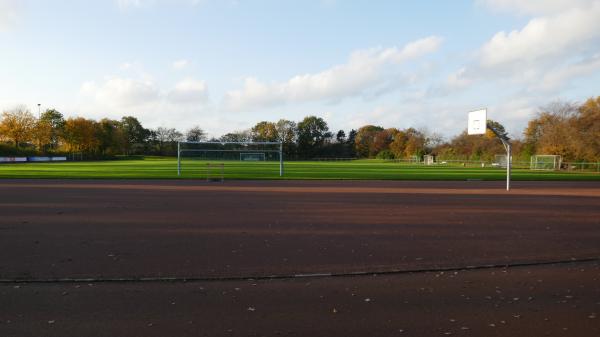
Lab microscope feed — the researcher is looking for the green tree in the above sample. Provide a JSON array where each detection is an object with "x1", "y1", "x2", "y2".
[
  {"x1": 335, "y1": 130, "x2": 346, "y2": 143},
  {"x1": 39, "y1": 109, "x2": 65, "y2": 149},
  {"x1": 220, "y1": 130, "x2": 251, "y2": 142},
  {"x1": 120, "y1": 116, "x2": 150, "y2": 154},
  {"x1": 297, "y1": 116, "x2": 329, "y2": 158},
  {"x1": 276, "y1": 119, "x2": 297, "y2": 157},
  {"x1": 186, "y1": 126, "x2": 207, "y2": 142}
]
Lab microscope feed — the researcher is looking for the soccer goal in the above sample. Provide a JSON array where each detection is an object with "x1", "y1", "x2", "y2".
[
  {"x1": 494, "y1": 154, "x2": 511, "y2": 168},
  {"x1": 530, "y1": 155, "x2": 562, "y2": 171},
  {"x1": 240, "y1": 153, "x2": 266, "y2": 161},
  {"x1": 177, "y1": 141, "x2": 283, "y2": 177}
]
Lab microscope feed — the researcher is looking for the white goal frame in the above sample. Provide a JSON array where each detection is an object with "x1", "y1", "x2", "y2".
[
  {"x1": 240, "y1": 152, "x2": 266, "y2": 161},
  {"x1": 530, "y1": 155, "x2": 562, "y2": 171},
  {"x1": 177, "y1": 141, "x2": 283, "y2": 176}
]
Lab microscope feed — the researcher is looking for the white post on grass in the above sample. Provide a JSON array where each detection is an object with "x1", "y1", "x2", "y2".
[
  {"x1": 279, "y1": 141, "x2": 283, "y2": 177},
  {"x1": 177, "y1": 141, "x2": 181, "y2": 176},
  {"x1": 507, "y1": 144, "x2": 511, "y2": 191}
]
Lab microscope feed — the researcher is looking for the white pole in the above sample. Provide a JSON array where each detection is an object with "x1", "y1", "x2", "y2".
[
  {"x1": 177, "y1": 142, "x2": 181, "y2": 176},
  {"x1": 279, "y1": 142, "x2": 283, "y2": 177},
  {"x1": 506, "y1": 143, "x2": 511, "y2": 191}
]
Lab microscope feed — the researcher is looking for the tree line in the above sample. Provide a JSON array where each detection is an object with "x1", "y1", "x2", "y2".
[{"x1": 1, "y1": 96, "x2": 598, "y2": 161}]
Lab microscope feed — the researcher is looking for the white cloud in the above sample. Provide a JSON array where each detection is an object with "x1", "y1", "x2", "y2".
[
  {"x1": 478, "y1": 0, "x2": 597, "y2": 15},
  {"x1": 0, "y1": 0, "x2": 19, "y2": 32},
  {"x1": 479, "y1": 3, "x2": 600, "y2": 68},
  {"x1": 436, "y1": 1, "x2": 600, "y2": 97},
  {"x1": 81, "y1": 77, "x2": 160, "y2": 108},
  {"x1": 172, "y1": 59, "x2": 190, "y2": 70},
  {"x1": 117, "y1": 0, "x2": 150, "y2": 9},
  {"x1": 223, "y1": 36, "x2": 443, "y2": 111},
  {"x1": 116, "y1": 0, "x2": 203, "y2": 10},
  {"x1": 167, "y1": 78, "x2": 209, "y2": 104},
  {"x1": 536, "y1": 54, "x2": 600, "y2": 91}
]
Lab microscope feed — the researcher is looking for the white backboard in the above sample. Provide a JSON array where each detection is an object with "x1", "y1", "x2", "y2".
[{"x1": 468, "y1": 109, "x2": 487, "y2": 135}]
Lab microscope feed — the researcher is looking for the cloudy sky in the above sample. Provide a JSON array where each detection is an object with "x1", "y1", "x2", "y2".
[{"x1": 1, "y1": 0, "x2": 599, "y2": 139}]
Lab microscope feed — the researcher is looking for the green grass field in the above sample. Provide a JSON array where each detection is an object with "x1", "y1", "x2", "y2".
[{"x1": 0, "y1": 157, "x2": 599, "y2": 180}]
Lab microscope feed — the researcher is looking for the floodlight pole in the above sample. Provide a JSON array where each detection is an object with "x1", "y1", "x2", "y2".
[
  {"x1": 177, "y1": 142, "x2": 181, "y2": 176},
  {"x1": 487, "y1": 123, "x2": 511, "y2": 191}
]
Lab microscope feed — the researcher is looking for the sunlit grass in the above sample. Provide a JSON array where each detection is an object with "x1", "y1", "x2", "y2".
[{"x1": 0, "y1": 157, "x2": 598, "y2": 180}]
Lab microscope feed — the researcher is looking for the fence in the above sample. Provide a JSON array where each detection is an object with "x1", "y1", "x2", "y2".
[{"x1": 562, "y1": 162, "x2": 600, "y2": 172}]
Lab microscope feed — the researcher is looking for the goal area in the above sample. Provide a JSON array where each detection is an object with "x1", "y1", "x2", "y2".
[
  {"x1": 177, "y1": 141, "x2": 283, "y2": 177},
  {"x1": 530, "y1": 155, "x2": 562, "y2": 171}
]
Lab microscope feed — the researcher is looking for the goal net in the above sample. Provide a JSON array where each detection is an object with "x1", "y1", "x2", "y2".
[
  {"x1": 177, "y1": 141, "x2": 283, "y2": 177},
  {"x1": 494, "y1": 154, "x2": 509, "y2": 168},
  {"x1": 530, "y1": 155, "x2": 562, "y2": 171},
  {"x1": 240, "y1": 153, "x2": 266, "y2": 161}
]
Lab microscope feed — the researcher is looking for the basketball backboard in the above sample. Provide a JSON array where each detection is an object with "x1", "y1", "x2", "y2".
[{"x1": 468, "y1": 109, "x2": 487, "y2": 135}]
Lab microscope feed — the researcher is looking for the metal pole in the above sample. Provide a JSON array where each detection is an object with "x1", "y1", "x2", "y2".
[
  {"x1": 279, "y1": 142, "x2": 283, "y2": 177},
  {"x1": 487, "y1": 122, "x2": 511, "y2": 192},
  {"x1": 506, "y1": 143, "x2": 511, "y2": 191},
  {"x1": 177, "y1": 142, "x2": 181, "y2": 176}
]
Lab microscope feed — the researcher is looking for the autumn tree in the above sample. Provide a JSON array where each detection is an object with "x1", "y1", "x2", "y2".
[
  {"x1": 0, "y1": 106, "x2": 36, "y2": 149},
  {"x1": 32, "y1": 119, "x2": 53, "y2": 152},
  {"x1": 524, "y1": 102, "x2": 578, "y2": 160},
  {"x1": 389, "y1": 129, "x2": 408, "y2": 158},
  {"x1": 354, "y1": 125, "x2": 383, "y2": 158},
  {"x1": 61, "y1": 117, "x2": 100, "y2": 153},
  {"x1": 251, "y1": 121, "x2": 279, "y2": 142},
  {"x1": 371, "y1": 128, "x2": 399, "y2": 156},
  {"x1": 572, "y1": 96, "x2": 600, "y2": 161},
  {"x1": 97, "y1": 119, "x2": 125, "y2": 155}
]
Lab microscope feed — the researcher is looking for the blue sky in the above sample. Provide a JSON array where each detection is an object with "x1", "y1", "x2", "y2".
[{"x1": 1, "y1": 0, "x2": 599, "y2": 139}]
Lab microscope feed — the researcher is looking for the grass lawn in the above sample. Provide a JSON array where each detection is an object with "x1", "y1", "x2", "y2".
[{"x1": 0, "y1": 157, "x2": 599, "y2": 180}]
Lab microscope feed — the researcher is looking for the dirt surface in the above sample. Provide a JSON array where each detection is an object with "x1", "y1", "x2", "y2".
[
  {"x1": 1, "y1": 179, "x2": 599, "y2": 336},
  {"x1": 2, "y1": 262, "x2": 600, "y2": 337}
]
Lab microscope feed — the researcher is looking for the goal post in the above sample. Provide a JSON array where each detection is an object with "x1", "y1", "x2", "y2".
[
  {"x1": 530, "y1": 155, "x2": 562, "y2": 170},
  {"x1": 177, "y1": 141, "x2": 283, "y2": 177}
]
